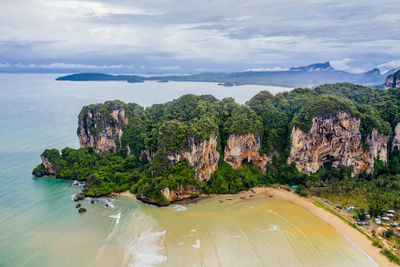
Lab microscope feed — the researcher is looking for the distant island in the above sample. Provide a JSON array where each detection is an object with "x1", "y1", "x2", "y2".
[{"x1": 56, "y1": 62, "x2": 395, "y2": 88}]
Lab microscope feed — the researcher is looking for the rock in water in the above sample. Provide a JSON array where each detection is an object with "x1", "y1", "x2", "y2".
[
  {"x1": 78, "y1": 208, "x2": 87, "y2": 213},
  {"x1": 74, "y1": 193, "x2": 85, "y2": 202},
  {"x1": 76, "y1": 203, "x2": 81, "y2": 208}
]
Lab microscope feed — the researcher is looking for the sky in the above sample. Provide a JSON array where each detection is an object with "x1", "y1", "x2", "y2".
[{"x1": 0, "y1": 0, "x2": 400, "y2": 74}]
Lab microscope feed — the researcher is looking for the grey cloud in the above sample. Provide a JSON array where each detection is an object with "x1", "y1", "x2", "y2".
[{"x1": 0, "y1": 0, "x2": 399, "y2": 73}]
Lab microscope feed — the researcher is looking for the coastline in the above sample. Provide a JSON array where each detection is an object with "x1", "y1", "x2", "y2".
[
  {"x1": 250, "y1": 187, "x2": 395, "y2": 267},
  {"x1": 118, "y1": 187, "x2": 395, "y2": 266}
]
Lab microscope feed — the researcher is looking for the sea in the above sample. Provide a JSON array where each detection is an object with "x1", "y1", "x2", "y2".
[{"x1": 0, "y1": 73, "x2": 375, "y2": 266}]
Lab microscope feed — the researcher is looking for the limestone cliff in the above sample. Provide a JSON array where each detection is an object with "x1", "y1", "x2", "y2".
[
  {"x1": 161, "y1": 186, "x2": 198, "y2": 202},
  {"x1": 392, "y1": 122, "x2": 400, "y2": 151},
  {"x1": 224, "y1": 133, "x2": 272, "y2": 173},
  {"x1": 32, "y1": 149, "x2": 61, "y2": 177},
  {"x1": 139, "y1": 150, "x2": 154, "y2": 163},
  {"x1": 40, "y1": 154, "x2": 57, "y2": 175},
  {"x1": 77, "y1": 102, "x2": 128, "y2": 154},
  {"x1": 385, "y1": 70, "x2": 400, "y2": 89},
  {"x1": 288, "y1": 112, "x2": 389, "y2": 176},
  {"x1": 166, "y1": 133, "x2": 220, "y2": 181},
  {"x1": 140, "y1": 186, "x2": 198, "y2": 206}
]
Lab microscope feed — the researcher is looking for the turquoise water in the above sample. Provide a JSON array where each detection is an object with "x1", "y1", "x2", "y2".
[{"x1": 0, "y1": 74, "x2": 375, "y2": 266}]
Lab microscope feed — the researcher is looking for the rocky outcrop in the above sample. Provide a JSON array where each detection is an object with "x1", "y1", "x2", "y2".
[
  {"x1": 77, "y1": 103, "x2": 128, "y2": 154},
  {"x1": 161, "y1": 186, "x2": 198, "y2": 202},
  {"x1": 392, "y1": 123, "x2": 400, "y2": 151},
  {"x1": 385, "y1": 70, "x2": 400, "y2": 89},
  {"x1": 139, "y1": 186, "x2": 198, "y2": 206},
  {"x1": 288, "y1": 112, "x2": 389, "y2": 176},
  {"x1": 33, "y1": 149, "x2": 61, "y2": 177},
  {"x1": 41, "y1": 154, "x2": 57, "y2": 175},
  {"x1": 139, "y1": 150, "x2": 154, "y2": 163},
  {"x1": 224, "y1": 133, "x2": 272, "y2": 173},
  {"x1": 167, "y1": 133, "x2": 220, "y2": 181}
]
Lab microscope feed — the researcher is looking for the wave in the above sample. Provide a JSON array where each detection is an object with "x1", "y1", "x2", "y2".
[
  {"x1": 169, "y1": 204, "x2": 187, "y2": 212},
  {"x1": 96, "y1": 197, "x2": 115, "y2": 208},
  {"x1": 122, "y1": 210, "x2": 167, "y2": 266},
  {"x1": 109, "y1": 213, "x2": 121, "y2": 224},
  {"x1": 262, "y1": 224, "x2": 280, "y2": 232},
  {"x1": 192, "y1": 239, "x2": 201, "y2": 249}
]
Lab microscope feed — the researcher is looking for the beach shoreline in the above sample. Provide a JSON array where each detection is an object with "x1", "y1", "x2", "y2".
[
  {"x1": 119, "y1": 187, "x2": 395, "y2": 266},
  {"x1": 244, "y1": 187, "x2": 395, "y2": 267}
]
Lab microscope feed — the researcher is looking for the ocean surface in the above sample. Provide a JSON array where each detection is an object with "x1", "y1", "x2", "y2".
[{"x1": 0, "y1": 74, "x2": 375, "y2": 266}]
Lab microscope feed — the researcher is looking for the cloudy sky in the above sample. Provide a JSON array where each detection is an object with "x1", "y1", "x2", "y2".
[{"x1": 1, "y1": 0, "x2": 400, "y2": 73}]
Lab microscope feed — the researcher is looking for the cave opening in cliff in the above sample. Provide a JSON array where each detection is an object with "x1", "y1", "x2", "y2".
[{"x1": 322, "y1": 155, "x2": 335, "y2": 170}]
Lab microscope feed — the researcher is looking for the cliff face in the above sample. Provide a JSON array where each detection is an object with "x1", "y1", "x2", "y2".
[
  {"x1": 77, "y1": 104, "x2": 128, "y2": 154},
  {"x1": 140, "y1": 150, "x2": 154, "y2": 163},
  {"x1": 40, "y1": 154, "x2": 57, "y2": 175},
  {"x1": 288, "y1": 112, "x2": 389, "y2": 176},
  {"x1": 139, "y1": 185, "x2": 198, "y2": 206},
  {"x1": 392, "y1": 123, "x2": 400, "y2": 151},
  {"x1": 385, "y1": 70, "x2": 400, "y2": 89},
  {"x1": 224, "y1": 133, "x2": 272, "y2": 173},
  {"x1": 167, "y1": 133, "x2": 220, "y2": 181}
]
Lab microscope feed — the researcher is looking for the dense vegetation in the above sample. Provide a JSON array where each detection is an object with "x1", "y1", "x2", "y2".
[{"x1": 33, "y1": 83, "x2": 400, "y2": 207}]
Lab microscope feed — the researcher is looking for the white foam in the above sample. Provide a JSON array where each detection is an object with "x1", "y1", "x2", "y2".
[
  {"x1": 109, "y1": 212, "x2": 121, "y2": 224},
  {"x1": 97, "y1": 212, "x2": 120, "y2": 259},
  {"x1": 96, "y1": 197, "x2": 115, "y2": 208},
  {"x1": 262, "y1": 224, "x2": 280, "y2": 232},
  {"x1": 169, "y1": 204, "x2": 187, "y2": 212},
  {"x1": 122, "y1": 211, "x2": 167, "y2": 267},
  {"x1": 190, "y1": 229, "x2": 196, "y2": 232},
  {"x1": 335, "y1": 228, "x2": 379, "y2": 267},
  {"x1": 192, "y1": 239, "x2": 200, "y2": 249},
  {"x1": 267, "y1": 209, "x2": 278, "y2": 215}
]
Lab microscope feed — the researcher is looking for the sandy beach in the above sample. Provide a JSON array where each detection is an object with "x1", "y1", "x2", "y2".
[
  {"x1": 119, "y1": 187, "x2": 395, "y2": 266},
  {"x1": 119, "y1": 190, "x2": 137, "y2": 199},
  {"x1": 248, "y1": 187, "x2": 396, "y2": 267}
]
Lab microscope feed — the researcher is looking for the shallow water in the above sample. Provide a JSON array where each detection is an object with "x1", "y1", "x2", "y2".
[{"x1": 0, "y1": 74, "x2": 374, "y2": 266}]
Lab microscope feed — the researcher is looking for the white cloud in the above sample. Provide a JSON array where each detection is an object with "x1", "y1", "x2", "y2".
[
  {"x1": 43, "y1": 1, "x2": 158, "y2": 17},
  {"x1": 378, "y1": 60, "x2": 400, "y2": 71},
  {"x1": 246, "y1": 67, "x2": 288, "y2": 72},
  {"x1": 155, "y1": 66, "x2": 181, "y2": 70},
  {"x1": 0, "y1": 62, "x2": 10, "y2": 68},
  {"x1": 13, "y1": 62, "x2": 134, "y2": 69},
  {"x1": 331, "y1": 58, "x2": 365, "y2": 73}
]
